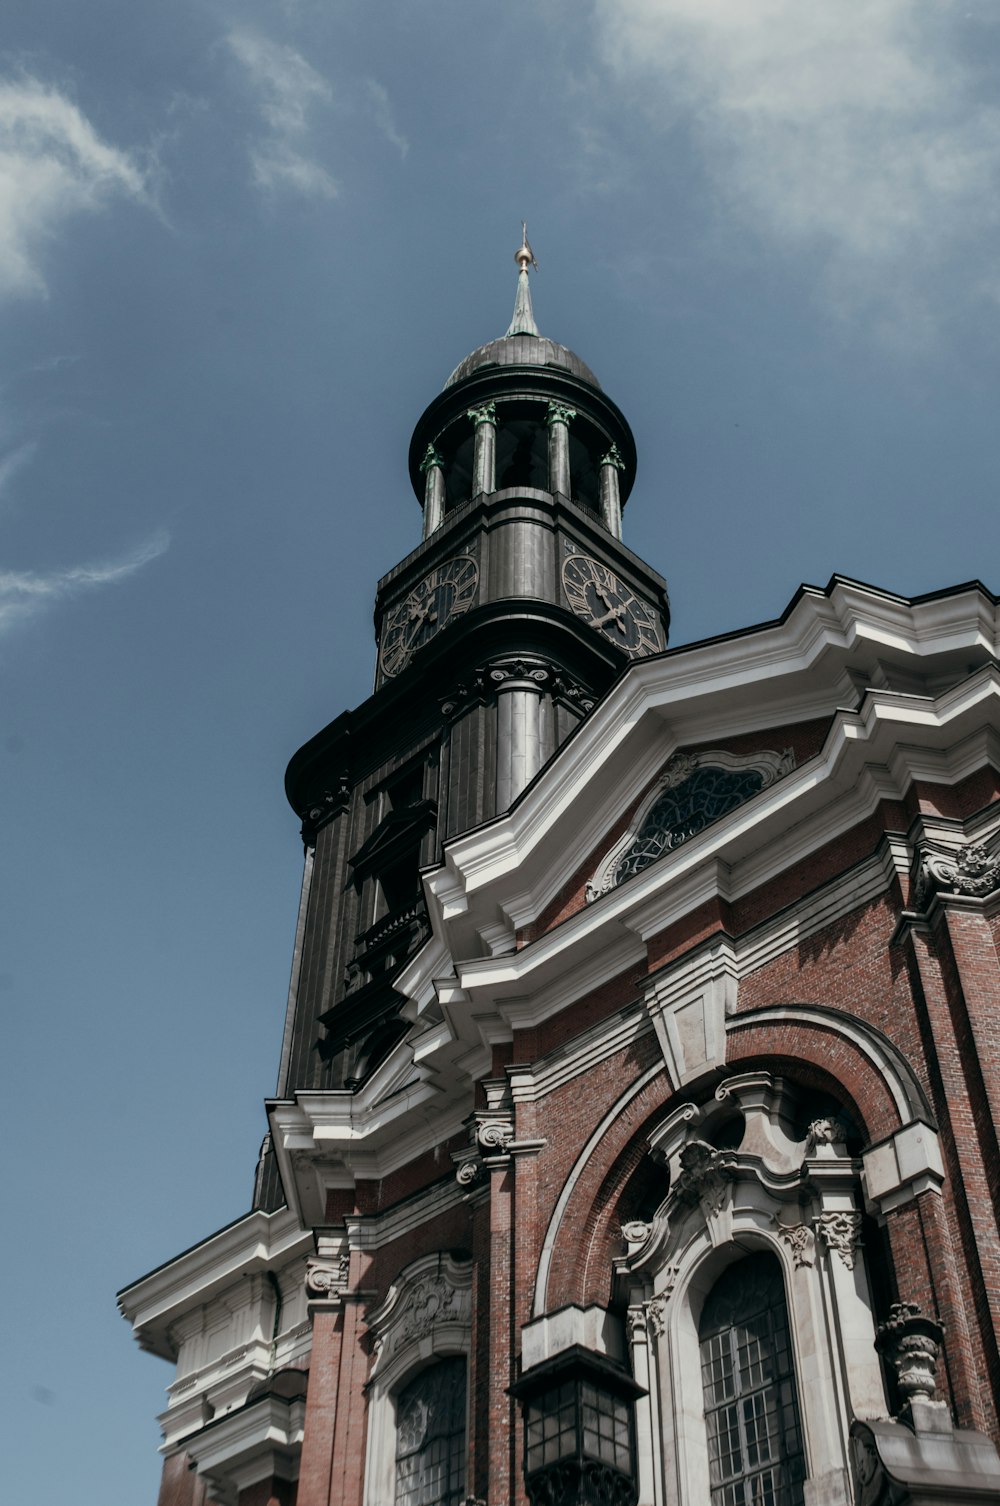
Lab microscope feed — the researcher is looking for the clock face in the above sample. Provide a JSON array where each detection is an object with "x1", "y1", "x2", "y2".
[
  {"x1": 562, "y1": 554, "x2": 662, "y2": 658},
  {"x1": 380, "y1": 556, "x2": 479, "y2": 677}
]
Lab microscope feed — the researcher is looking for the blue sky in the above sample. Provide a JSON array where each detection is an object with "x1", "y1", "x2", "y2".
[{"x1": 4, "y1": 2, "x2": 1000, "y2": 1500}]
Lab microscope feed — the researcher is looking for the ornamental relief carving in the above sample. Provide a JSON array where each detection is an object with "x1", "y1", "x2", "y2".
[
  {"x1": 305, "y1": 1253, "x2": 350, "y2": 1301},
  {"x1": 773, "y1": 1221, "x2": 816, "y2": 1269},
  {"x1": 586, "y1": 747, "x2": 795, "y2": 902},
  {"x1": 815, "y1": 1211, "x2": 863, "y2": 1269},
  {"x1": 367, "y1": 1257, "x2": 473, "y2": 1376},
  {"x1": 913, "y1": 840, "x2": 1000, "y2": 908}
]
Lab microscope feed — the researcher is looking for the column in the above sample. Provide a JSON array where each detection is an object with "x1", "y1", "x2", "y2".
[
  {"x1": 599, "y1": 443, "x2": 626, "y2": 539},
  {"x1": 546, "y1": 402, "x2": 576, "y2": 497},
  {"x1": 420, "y1": 443, "x2": 446, "y2": 538},
  {"x1": 467, "y1": 402, "x2": 496, "y2": 496},
  {"x1": 489, "y1": 659, "x2": 553, "y2": 812}
]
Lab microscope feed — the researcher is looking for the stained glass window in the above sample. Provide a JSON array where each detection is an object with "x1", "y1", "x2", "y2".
[
  {"x1": 699, "y1": 1254, "x2": 805, "y2": 1506},
  {"x1": 395, "y1": 1357, "x2": 467, "y2": 1506},
  {"x1": 613, "y1": 765, "x2": 765, "y2": 888}
]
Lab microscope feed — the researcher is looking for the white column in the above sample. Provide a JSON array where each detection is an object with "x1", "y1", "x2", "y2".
[{"x1": 467, "y1": 402, "x2": 496, "y2": 496}]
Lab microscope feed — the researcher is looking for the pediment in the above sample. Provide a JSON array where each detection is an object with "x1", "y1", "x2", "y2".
[{"x1": 349, "y1": 798, "x2": 437, "y2": 878}]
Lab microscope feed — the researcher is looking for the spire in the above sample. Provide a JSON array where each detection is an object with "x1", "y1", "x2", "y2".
[{"x1": 505, "y1": 222, "x2": 540, "y2": 338}]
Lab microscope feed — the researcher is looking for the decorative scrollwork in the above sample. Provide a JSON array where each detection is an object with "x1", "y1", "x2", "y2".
[
  {"x1": 477, "y1": 1118, "x2": 515, "y2": 1155},
  {"x1": 305, "y1": 1253, "x2": 350, "y2": 1300},
  {"x1": 815, "y1": 1211, "x2": 862, "y2": 1269},
  {"x1": 914, "y1": 841, "x2": 1000, "y2": 907},
  {"x1": 466, "y1": 401, "x2": 496, "y2": 428},
  {"x1": 419, "y1": 443, "x2": 444, "y2": 472},
  {"x1": 546, "y1": 401, "x2": 577, "y2": 427},
  {"x1": 774, "y1": 1221, "x2": 815, "y2": 1269},
  {"x1": 600, "y1": 443, "x2": 626, "y2": 472}
]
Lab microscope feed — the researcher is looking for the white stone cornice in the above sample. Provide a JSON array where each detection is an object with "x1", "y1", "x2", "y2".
[
  {"x1": 118, "y1": 1207, "x2": 313, "y2": 1362},
  {"x1": 181, "y1": 1391, "x2": 305, "y2": 1505},
  {"x1": 428, "y1": 584, "x2": 1000, "y2": 938}
]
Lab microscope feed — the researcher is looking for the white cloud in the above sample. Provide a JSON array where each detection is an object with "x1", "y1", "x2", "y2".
[
  {"x1": 365, "y1": 79, "x2": 408, "y2": 160},
  {"x1": 0, "y1": 441, "x2": 38, "y2": 505},
  {"x1": 0, "y1": 528, "x2": 169, "y2": 636},
  {"x1": 593, "y1": 1, "x2": 1000, "y2": 320},
  {"x1": 0, "y1": 76, "x2": 147, "y2": 299},
  {"x1": 226, "y1": 30, "x2": 337, "y2": 199}
]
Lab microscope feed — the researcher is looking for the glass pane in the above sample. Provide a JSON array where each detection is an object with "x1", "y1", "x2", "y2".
[
  {"x1": 395, "y1": 1357, "x2": 467, "y2": 1506},
  {"x1": 699, "y1": 1255, "x2": 805, "y2": 1506},
  {"x1": 613, "y1": 765, "x2": 766, "y2": 887}
]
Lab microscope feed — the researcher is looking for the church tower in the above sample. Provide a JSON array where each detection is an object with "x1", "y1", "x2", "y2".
[
  {"x1": 264, "y1": 233, "x2": 668, "y2": 1140},
  {"x1": 122, "y1": 241, "x2": 1000, "y2": 1506}
]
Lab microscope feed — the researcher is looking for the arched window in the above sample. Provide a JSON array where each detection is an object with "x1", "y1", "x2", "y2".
[
  {"x1": 394, "y1": 1356, "x2": 467, "y2": 1506},
  {"x1": 699, "y1": 1253, "x2": 805, "y2": 1506}
]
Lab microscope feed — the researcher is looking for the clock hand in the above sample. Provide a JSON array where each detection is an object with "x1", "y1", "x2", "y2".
[{"x1": 590, "y1": 604, "x2": 627, "y2": 631}]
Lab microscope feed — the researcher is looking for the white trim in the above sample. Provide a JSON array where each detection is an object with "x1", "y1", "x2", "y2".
[
  {"x1": 182, "y1": 1392, "x2": 305, "y2": 1506},
  {"x1": 119, "y1": 1206, "x2": 313, "y2": 1362}
]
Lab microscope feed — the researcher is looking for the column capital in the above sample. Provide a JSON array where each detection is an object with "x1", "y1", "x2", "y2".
[
  {"x1": 600, "y1": 442, "x2": 627, "y2": 471},
  {"x1": 546, "y1": 401, "x2": 577, "y2": 427},
  {"x1": 467, "y1": 401, "x2": 496, "y2": 428},
  {"x1": 419, "y1": 442, "x2": 444, "y2": 473}
]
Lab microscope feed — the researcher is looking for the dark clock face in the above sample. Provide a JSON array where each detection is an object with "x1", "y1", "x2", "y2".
[
  {"x1": 380, "y1": 556, "x2": 479, "y2": 677},
  {"x1": 562, "y1": 554, "x2": 662, "y2": 658}
]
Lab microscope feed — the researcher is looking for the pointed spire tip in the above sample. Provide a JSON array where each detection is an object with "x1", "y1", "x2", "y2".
[{"x1": 506, "y1": 223, "x2": 540, "y2": 338}]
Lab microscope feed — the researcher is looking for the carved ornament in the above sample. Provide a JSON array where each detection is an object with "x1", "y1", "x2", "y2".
[
  {"x1": 815, "y1": 1210, "x2": 862, "y2": 1269},
  {"x1": 388, "y1": 1273, "x2": 470, "y2": 1354},
  {"x1": 466, "y1": 402, "x2": 496, "y2": 428},
  {"x1": 773, "y1": 1221, "x2": 815, "y2": 1269},
  {"x1": 806, "y1": 1117, "x2": 847, "y2": 1152},
  {"x1": 914, "y1": 841, "x2": 1000, "y2": 908},
  {"x1": 419, "y1": 442, "x2": 444, "y2": 473},
  {"x1": 305, "y1": 1253, "x2": 350, "y2": 1301},
  {"x1": 545, "y1": 401, "x2": 577, "y2": 427},
  {"x1": 600, "y1": 443, "x2": 626, "y2": 472},
  {"x1": 875, "y1": 1302, "x2": 945, "y2": 1409},
  {"x1": 674, "y1": 1140, "x2": 736, "y2": 1215}
]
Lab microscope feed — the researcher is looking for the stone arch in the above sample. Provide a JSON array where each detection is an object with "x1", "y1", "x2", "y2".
[{"x1": 539, "y1": 1004, "x2": 932, "y2": 1314}]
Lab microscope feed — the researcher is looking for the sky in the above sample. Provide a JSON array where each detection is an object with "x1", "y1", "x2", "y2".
[{"x1": 4, "y1": 1, "x2": 1000, "y2": 1500}]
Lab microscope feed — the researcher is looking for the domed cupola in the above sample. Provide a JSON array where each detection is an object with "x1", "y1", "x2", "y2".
[{"x1": 408, "y1": 228, "x2": 637, "y2": 538}]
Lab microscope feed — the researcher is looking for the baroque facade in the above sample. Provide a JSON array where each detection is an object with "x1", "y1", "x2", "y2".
[{"x1": 121, "y1": 240, "x2": 1000, "y2": 1506}]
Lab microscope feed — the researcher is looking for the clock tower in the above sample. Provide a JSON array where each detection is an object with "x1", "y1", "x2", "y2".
[{"x1": 263, "y1": 234, "x2": 669, "y2": 1142}]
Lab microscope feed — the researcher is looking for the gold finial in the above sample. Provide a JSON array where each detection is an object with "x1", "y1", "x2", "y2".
[{"x1": 515, "y1": 221, "x2": 539, "y2": 273}]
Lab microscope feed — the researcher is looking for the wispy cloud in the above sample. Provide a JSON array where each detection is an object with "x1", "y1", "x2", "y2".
[
  {"x1": 0, "y1": 529, "x2": 169, "y2": 636},
  {"x1": 0, "y1": 441, "x2": 38, "y2": 506},
  {"x1": 365, "y1": 79, "x2": 408, "y2": 160},
  {"x1": 593, "y1": 0, "x2": 1000, "y2": 326},
  {"x1": 0, "y1": 75, "x2": 148, "y2": 299},
  {"x1": 226, "y1": 29, "x2": 337, "y2": 198}
]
